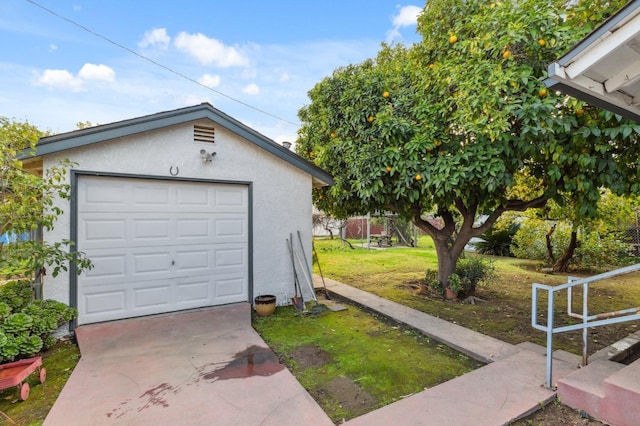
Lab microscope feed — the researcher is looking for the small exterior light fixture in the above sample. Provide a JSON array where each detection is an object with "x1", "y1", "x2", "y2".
[
  {"x1": 282, "y1": 141, "x2": 292, "y2": 150},
  {"x1": 200, "y1": 149, "x2": 217, "y2": 162}
]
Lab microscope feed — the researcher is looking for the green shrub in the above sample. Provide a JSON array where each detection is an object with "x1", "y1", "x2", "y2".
[
  {"x1": 0, "y1": 280, "x2": 33, "y2": 312},
  {"x1": 456, "y1": 256, "x2": 495, "y2": 293},
  {"x1": 455, "y1": 257, "x2": 495, "y2": 295},
  {"x1": 3, "y1": 313, "x2": 33, "y2": 334},
  {"x1": 425, "y1": 257, "x2": 495, "y2": 296},
  {"x1": 424, "y1": 269, "x2": 442, "y2": 293},
  {"x1": 511, "y1": 218, "x2": 634, "y2": 270},
  {"x1": 474, "y1": 222, "x2": 519, "y2": 257},
  {"x1": 0, "y1": 281, "x2": 77, "y2": 362}
]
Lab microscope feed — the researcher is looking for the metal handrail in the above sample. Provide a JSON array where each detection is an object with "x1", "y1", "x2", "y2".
[{"x1": 532, "y1": 263, "x2": 640, "y2": 388}]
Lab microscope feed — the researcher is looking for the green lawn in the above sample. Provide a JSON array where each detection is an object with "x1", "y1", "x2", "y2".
[{"x1": 311, "y1": 236, "x2": 640, "y2": 354}]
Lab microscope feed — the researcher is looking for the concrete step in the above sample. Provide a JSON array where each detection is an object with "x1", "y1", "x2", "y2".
[
  {"x1": 558, "y1": 358, "x2": 640, "y2": 426},
  {"x1": 599, "y1": 358, "x2": 640, "y2": 426},
  {"x1": 516, "y1": 341, "x2": 582, "y2": 367}
]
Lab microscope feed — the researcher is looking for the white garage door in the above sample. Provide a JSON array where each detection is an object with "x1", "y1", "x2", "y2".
[{"x1": 76, "y1": 176, "x2": 249, "y2": 325}]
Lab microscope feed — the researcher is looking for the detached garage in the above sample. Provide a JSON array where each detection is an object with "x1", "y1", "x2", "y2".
[{"x1": 31, "y1": 103, "x2": 333, "y2": 327}]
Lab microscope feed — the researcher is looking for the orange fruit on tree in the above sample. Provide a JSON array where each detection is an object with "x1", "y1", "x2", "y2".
[
  {"x1": 415, "y1": 174, "x2": 422, "y2": 181},
  {"x1": 382, "y1": 91, "x2": 390, "y2": 98},
  {"x1": 449, "y1": 35, "x2": 457, "y2": 44},
  {"x1": 429, "y1": 63, "x2": 435, "y2": 69},
  {"x1": 434, "y1": 140, "x2": 442, "y2": 147},
  {"x1": 367, "y1": 115, "x2": 374, "y2": 123},
  {"x1": 538, "y1": 39, "x2": 546, "y2": 47},
  {"x1": 576, "y1": 108, "x2": 584, "y2": 116},
  {"x1": 330, "y1": 132, "x2": 337, "y2": 138},
  {"x1": 538, "y1": 88, "x2": 548, "y2": 97},
  {"x1": 503, "y1": 50, "x2": 511, "y2": 59},
  {"x1": 386, "y1": 166, "x2": 392, "y2": 172}
]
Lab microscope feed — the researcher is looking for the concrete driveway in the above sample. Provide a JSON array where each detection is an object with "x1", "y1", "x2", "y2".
[{"x1": 44, "y1": 304, "x2": 332, "y2": 426}]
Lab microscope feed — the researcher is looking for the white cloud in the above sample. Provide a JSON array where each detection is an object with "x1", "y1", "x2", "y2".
[
  {"x1": 393, "y1": 5, "x2": 422, "y2": 27},
  {"x1": 32, "y1": 63, "x2": 115, "y2": 92},
  {"x1": 198, "y1": 73, "x2": 221, "y2": 88},
  {"x1": 78, "y1": 63, "x2": 115, "y2": 82},
  {"x1": 387, "y1": 5, "x2": 422, "y2": 42},
  {"x1": 49, "y1": 44, "x2": 58, "y2": 51},
  {"x1": 174, "y1": 32, "x2": 249, "y2": 67},
  {"x1": 33, "y1": 69, "x2": 83, "y2": 92},
  {"x1": 242, "y1": 83, "x2": 260, "y2": 95},
  {"x1": 279, "y1": 72, "x2": 290, "y2": 83},
  {"x1": 138, "y1": 28, "x2": 171, "y2": 50}
]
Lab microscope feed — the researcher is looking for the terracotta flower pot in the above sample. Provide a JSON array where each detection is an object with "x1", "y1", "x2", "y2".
[
  {"x1": 445, "y1": 287, "x2": 458, "y2": 301},
  {"x1": 254, "y1": 295, "x2": 277, "y2": 317}
]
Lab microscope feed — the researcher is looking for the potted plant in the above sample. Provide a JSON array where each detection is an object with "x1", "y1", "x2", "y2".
[{"x1": 254, "y1": 295, "x2": 277, "y2": 317}]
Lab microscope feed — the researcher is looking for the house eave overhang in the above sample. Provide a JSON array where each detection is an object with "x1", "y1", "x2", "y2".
[
  {"x1": 32, "y1": 103, "x2": 334, "y2": 187},
  {"x1": 546, "y1": 0, "x2": 640, "y2": 123}
]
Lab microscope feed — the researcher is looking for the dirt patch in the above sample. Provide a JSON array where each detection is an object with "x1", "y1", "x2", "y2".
[
  {"x1": 287, "y1": 344, "x2": 378, "y2": 420},
  {"x1": 513, "y1": 399, "x2": 603, "y2": 425},
  {"x1": 289, "y1": 344, "x2": 333, "y2": 369},
  {"x1": 312, "y1": 376, "x2": 378, "y2": 419}
]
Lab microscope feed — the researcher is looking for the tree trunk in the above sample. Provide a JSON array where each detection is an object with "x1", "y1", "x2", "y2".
[
  {"x1": 545, "y1": 224, "x2": 557, "y2": 263},
  {"x1": 434, "y1": 245, "x2": 458, "y2": 299},
  {"x1": 553, "y1": 230, "x2": 579, "y2": 273}
]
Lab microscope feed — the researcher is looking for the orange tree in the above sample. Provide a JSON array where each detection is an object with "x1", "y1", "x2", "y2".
[{"x1": 296, "y1": 0, "x2": 640, "y2": 297}]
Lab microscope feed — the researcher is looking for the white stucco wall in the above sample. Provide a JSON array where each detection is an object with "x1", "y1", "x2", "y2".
[{"x1": 43, "y1": 118, "x2": 315, "y2": 313}]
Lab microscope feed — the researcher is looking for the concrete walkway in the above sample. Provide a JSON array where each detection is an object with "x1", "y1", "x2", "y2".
[
  {"x1": 44, "y1": 304, "x2": 333, "y2": 426},
  {"x1": 46, "y1": 278, "x2": 581, "y2": 425},
  {"x1": 318, "y1": 276, "x2": 582, "y2": 425}
]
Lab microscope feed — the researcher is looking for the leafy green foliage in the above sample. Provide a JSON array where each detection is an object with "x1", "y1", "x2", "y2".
[
  {"x1": 474, "y1": 222, "x2": 520, "y2": 257},
  {"x1": 0, "y1": 117, "x2": 93, "y2": 280},
  {"x1": 0, "y1": 280, "x2": 33, "y2": 312},
  {"x1": 297, "y1": 0, "x2": 638, "y2": 293},
  {"x1": 427, "y1": 256, "x2": 495, "y2": 295},
  {"x1": 424, "y1": 268, "x2": 442, "y2": 293},
  {"x1": 0, "y1": 281, "x2": 77, "y2": 362},
  {"x1": 455, "y1": 256, "x2": 496, "y2": 295},
  {"x1": 511, "y1": 218, "x2": 634, "y2": 271}
]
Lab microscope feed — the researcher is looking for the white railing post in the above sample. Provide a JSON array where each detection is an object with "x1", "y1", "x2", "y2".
[
  {"x1": 582, "y1": 282, "x2": 589, "y2": 366},
  {"x1": 546, "y1": 289, "x2": 555, "y2": 389}
]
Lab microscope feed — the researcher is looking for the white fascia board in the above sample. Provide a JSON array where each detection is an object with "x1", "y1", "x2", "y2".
[{"x1": 565, "y1": 13, "x2": 640, "y2": 79}]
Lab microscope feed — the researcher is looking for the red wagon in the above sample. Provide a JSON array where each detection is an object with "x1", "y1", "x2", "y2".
[{"x1": 0, "y1": 357, "x2": 46, "y2": 400}]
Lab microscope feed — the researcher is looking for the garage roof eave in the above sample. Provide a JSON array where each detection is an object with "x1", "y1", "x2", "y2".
[
  {"x1": 32, "y1": 103, "x2": 334, "y2": 187},
  {"x1": 545, "y1": 0, "x2": 640, "y2": 123},
  {"x1": 545, "y1": 70, "x2": 640, "y2": 123}
]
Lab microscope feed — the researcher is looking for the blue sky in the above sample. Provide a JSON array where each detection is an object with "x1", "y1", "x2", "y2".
[{"x1": 1, "y1": 1, "x2": 423, "y2": 143}]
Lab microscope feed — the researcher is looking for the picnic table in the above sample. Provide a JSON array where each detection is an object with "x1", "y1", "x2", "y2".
[{"x1": 369, "y1": 234, "x2": 393, "y2": 247}]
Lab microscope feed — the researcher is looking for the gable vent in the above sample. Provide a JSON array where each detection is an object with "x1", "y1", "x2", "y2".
[{"x1": 194, "y1": 125, "x2": 215, "y2": 143}]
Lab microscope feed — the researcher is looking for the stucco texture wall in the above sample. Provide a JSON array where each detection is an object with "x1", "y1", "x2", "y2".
[{"x1": 43, "y1": 118, "x2": 314, "y2": 312}]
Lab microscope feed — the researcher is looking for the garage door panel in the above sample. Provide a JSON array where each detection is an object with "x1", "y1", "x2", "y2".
[
  {"x1": 80, "y1": 214, "x2": 246, "y2": 249},
  {"x1": 176, "y1": 186, "x2": 211, "y2": 207},
  {"x1": 175, "y1": 249, "x2": 210, "y2": 272},
  {"x1": 214, "y1": 275, "x2": 247, "y2": 300},
  {"x1": 176, "y1": 279, "x2": 210, "y2": 304},
  {"x1": 213, "y1": 186, "x2": 248, "y2": 213},
  {"x1": 133, "y1": 284, "x2": 172, "y2": 310},
  {"x1": 214, "y1": 246, "x2": 246, "y2": 270},
  {"x1": 83, "y1": 254, "x2": 127, "y2": 280},
  {"x1": 82, "y1": 289, "x2": 127, "y2": 320},
  {"x1": 134, "y1": 219, "x2": 171, "y2": 240},
  {"x1": 133, "y1": 251, "x2": 173, "y2": 275},
  {"x1": 82, "y1": 219, "x2": 127, "y2": 244},
  {"x1": 77, "y1": 176, "x2": 249, "y2": 325},
  {"x1": 132, "y1": 184, "x2": 170, "y2": 206},
  {"x1": 80, "y1": 180, "x2": 129, "y2": 207}
]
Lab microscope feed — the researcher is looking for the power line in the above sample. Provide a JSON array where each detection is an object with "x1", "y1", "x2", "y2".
[{"x1": 24, "y1": 0, "x2": 300, "y2": 127}]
